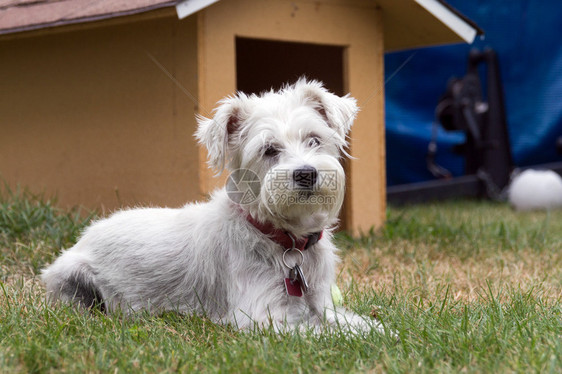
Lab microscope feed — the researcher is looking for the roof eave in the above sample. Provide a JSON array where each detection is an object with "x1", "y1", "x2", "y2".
[{"x1": 378, "y1": 0, "x2": 483, "y2": 52}]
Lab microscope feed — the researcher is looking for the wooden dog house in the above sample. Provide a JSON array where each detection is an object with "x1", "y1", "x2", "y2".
[{"x1": 0, "y1": 0, "x2": 479, "y2": 234}]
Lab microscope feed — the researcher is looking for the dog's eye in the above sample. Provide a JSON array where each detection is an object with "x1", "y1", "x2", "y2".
[
  {"x1": 307, "y1": 137, "x2": 321, "y2": 148},
  {"x1": 264, "y1": 145, "x2": 280, "y2": 157}
]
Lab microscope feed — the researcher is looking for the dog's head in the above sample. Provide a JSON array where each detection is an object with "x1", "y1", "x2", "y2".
[{"x1": 196, "y1": 79, "x2": 358, "y2": 235}]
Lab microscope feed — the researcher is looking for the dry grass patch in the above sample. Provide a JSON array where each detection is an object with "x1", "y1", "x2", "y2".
[{"x1": 339, "y1": 245, "x2": 562, "y2": 303}]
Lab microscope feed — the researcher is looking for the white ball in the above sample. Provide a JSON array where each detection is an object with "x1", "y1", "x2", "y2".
[{"x1": 508, "y1": 169, "x2": 562, "y2": 211}]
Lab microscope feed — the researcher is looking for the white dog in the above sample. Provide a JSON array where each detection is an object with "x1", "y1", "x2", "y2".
[{"x1": 41, "y1": 79, "x2": 388, "y2": 334}]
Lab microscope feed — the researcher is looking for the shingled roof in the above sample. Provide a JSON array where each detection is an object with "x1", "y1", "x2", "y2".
[
  {"x1": 0, "y1": 0, "x2": 482, "y2": 50},
  {"x1": 0, "y1": 0, "x2": 178, "y2": 35}
]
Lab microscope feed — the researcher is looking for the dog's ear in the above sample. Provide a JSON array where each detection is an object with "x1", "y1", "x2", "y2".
[
  {"x1": 299, "y1": 80, "x2": 359, "y2": 138},
  {"x1": 195, "y1": 96, "x2": 246, "y2": 172}
]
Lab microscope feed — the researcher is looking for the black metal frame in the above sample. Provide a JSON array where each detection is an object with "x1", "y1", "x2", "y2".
[{"x1": 388, "y1": 48, "x2": 515, "y2": 205}]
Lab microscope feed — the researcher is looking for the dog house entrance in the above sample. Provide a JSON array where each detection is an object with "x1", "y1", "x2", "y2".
[
  {"x1": 236, "y1": 37, "x2": 345, "y2": 96},
  {"x1": 235, "y1": 38, "x2": 350, "y2": 230}
]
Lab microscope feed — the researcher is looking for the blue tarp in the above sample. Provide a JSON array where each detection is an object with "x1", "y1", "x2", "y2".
[{"x1": 385, "y1": 0, "x2": 562, "y2": 186}]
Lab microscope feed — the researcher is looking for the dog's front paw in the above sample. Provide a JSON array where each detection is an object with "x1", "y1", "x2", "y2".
[{"x1": 324, "y1": 308, "x2": 398, "y2": 339}]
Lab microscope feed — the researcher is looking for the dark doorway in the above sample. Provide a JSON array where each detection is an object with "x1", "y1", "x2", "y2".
[
  {"x1": 235, "y1": 37, "x2": 350, "y2": 231},
  {"x1": 236, "y1": 37, "x2": 345, "y2": 96}
]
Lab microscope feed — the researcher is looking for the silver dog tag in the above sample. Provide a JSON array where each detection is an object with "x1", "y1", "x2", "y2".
[
  {"x1": 293, "y1": 264, "x2": 309, "y2": 293},
  {"x1": 289, "y1": 266, "x2": 298, "y2": 282}
]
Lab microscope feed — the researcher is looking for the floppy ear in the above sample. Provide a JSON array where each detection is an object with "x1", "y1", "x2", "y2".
[
  {"x1": 299, "y1": 80, "x2": 359, "y2": 138},
  {"x1": 195, "y1": 96, "x2": 245, "y2": 172}
]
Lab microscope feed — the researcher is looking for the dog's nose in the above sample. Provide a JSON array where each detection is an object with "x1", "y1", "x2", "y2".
[{"x1": 293, "y1": 166, "x2": 318, "y2": 190}]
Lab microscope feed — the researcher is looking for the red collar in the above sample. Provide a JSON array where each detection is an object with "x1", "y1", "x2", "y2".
[{"x1": 245, "y1": 214, "x2": 323, "y2": 251}]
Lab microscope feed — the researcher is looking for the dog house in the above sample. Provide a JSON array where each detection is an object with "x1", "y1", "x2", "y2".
[{"x1": 0, "y1": 0, "x2": 479, "y2": 234}]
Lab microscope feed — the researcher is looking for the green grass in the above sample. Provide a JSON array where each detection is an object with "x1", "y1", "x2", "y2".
[
  {"x1": 0, "y1": 186, "x2": 94, "y2": 275},
  {"x1": 1, "y1": 189, "x2": 561, "y2": 373}
]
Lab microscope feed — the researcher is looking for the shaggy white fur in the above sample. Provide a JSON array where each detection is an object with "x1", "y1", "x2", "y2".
[{"x1": 41, "y1": 79, "x2": 390, "y2": 334}]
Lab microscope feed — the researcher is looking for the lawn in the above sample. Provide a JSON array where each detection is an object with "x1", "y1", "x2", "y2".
[{"x1": 1, "y1": 188, "x2": 560, "y2": 373}]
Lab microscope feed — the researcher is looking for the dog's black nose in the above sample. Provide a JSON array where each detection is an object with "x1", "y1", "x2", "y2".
[{"x1": 293, "y1": 166, "x2": 318, "y2": 190}]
